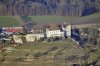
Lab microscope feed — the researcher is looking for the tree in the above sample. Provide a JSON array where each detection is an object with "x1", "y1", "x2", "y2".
[{"x1": 0, "y1": 0, "x2": 99, "y2": 16}]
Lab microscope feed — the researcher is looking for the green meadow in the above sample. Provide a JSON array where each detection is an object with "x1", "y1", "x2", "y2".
[
  {"x1": 0, "y1": 13, "x2": 99, "y2": 27},
  {"x1": 0, "y1": 16, "x2": 19, "y2": 27}
]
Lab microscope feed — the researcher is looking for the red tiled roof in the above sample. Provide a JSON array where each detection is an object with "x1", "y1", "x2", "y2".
[
  {"x1": 6, "y1": 29, "x2": 23, "y2": 33},
  {"x1": 3, "y1": 27, "x2": 23, "y2": 33}
]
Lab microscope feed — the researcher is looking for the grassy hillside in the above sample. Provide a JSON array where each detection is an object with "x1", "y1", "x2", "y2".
[
  {"x1": 0, "y1": 16, "x2": 19, "y2": 27},
  {"x1": 0, "y1": 39, "x2": 100, "y2": 66}
]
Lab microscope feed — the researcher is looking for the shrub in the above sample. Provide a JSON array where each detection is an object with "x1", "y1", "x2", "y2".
[
  {"x1": 25, "y1": 52, "x2": 30, "y2": 57},
  {"x1": 15, "y1": 57, "x2": 24, "y2": 62},
  {"x1": 48, "y1": 46, "x2": 58, "y2": 52},
  {"x1": 0, "y1": 57, "x2": 5, "y2": 62},
  {"x1": 33, "y1": 52, "x2": 42, "y2": 59},
  {"x1": 42, "y1": 51, "x2": 48, "y2": 55},
  {"x1": 90, "y1": 48, "x2": 97, "y2": 53}
]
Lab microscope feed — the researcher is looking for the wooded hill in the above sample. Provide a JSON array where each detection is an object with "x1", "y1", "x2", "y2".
[{"x1": 0, "y1": 0, "x2": 100, "y2": 16}]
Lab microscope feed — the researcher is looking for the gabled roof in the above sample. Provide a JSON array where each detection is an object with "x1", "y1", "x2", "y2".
[{"x1": 47, "y1": 24, "x2": 60, "y2": 30}]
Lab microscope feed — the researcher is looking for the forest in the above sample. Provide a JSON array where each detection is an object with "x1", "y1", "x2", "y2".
[{"x1": 0, "y1": 0, "x2": 100, "y2": 16}]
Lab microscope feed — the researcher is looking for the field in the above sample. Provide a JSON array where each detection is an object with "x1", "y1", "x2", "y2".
[
  {"x1": 0, "y1": 16, "x2": 19, "y2": 27},
  {"x1": 0, "y1": 13, "x2": 100, "y2": 27},
  {"x1": 0, "y1": 39, "x2": 100, "y2": 66},
  {"x1": 30, "y1": 13, "x2": 100, "y2": 24}
]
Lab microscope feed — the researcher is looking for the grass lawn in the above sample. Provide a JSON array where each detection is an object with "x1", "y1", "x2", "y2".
[
  {"x1": 30, "y1": 13, "x2": 100, "y2": 24},
  {"x1": 0, "y1": 16, "x2": 19, "y2": 27}
]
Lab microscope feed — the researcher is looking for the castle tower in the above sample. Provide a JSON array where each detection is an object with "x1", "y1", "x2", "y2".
[{"x1": 62, "y1": 22, "x2": 72, "y2": 37}]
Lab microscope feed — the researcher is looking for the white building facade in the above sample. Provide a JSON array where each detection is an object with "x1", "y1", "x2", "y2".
[
  {"x1": 46, "y1": 28, "x2": 61, "y2": 38},
  {"x1": 45, "y1": 24, "x2": 72, "y2": 38},
  {"x1": 12, "y1": 24, "x2": 72, "y2": 43}
]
